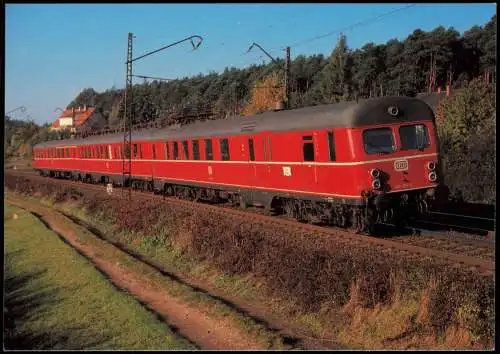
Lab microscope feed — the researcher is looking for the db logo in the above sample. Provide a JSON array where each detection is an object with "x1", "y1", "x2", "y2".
[{"x1": 394, "y1": 159, "x2": 409, "y2": 171}]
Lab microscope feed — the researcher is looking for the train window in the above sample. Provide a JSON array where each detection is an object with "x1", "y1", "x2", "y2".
[
  {"x1": 165, "y1": 142, "x2": 170, "y2": 160},
  {"x1": 100, "y1": 146, "x2": 105, "y2": 159},
  {"x1": 87, "y1": 147, "x2": 91, "y2": 158},
  {"x1": 363, "y1": 128, "x2": 395, "y2": 155},
  {"x1": 139, "y1": 144, "x2": 143, "y2": 159},
  {"x1": 303, "y1": 136, "x2": 315, "y2": 162},
  {"x1": 105, "y1": 146, "x2": 110, "y2": 159},
  {"x1": 133, "y1": 144, "x2": 138, "y2": 158},
  {"x1": 327, "y1": 132, "x2": 336, "y2": 161},
  {"x1": 173, "y1": 142, "x2": 179, "y2": 160},
  {"x1": 182, "y1": 141, "x2": 189, "y2": 160},
  {"x1": 248, "y1": 139, "x2": 255, "y2": 161},
  {"x1": 152, "y1": 144, "x2": 157, "y2": 159},
  {"x1": 67, "y1": 148, "x2": 70, "y2": 158},
  {"x1": 399, "y1": 124, "x2": 430, "y2": 151},
  {"x1": 205, "y1": 139, "x2": 213, "y2": 160},
  {"x1": 192, "y1": 140, "x2": 200, "y2": 160},
  {"x1": 220, "y1": 138, "x2": 230, "y2": 161}
]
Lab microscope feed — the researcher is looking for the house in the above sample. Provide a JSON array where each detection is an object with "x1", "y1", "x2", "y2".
[{"x1": 49, "y1": 106, "x2": 106, "y2": 133}]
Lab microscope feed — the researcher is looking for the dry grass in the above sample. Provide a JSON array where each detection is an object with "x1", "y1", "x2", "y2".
[{"x1": 5, "y1": 175, "x2": 495, "y2": 349}]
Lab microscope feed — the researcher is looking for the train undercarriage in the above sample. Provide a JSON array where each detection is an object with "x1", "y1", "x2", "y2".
[{"x1": 38, "y1": 169, "x2": 435, "y2": 235}]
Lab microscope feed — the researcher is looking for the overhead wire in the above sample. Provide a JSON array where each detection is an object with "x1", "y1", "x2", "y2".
[{"x1": 266, "y1": 3, "x2": 418, "y2": 55}]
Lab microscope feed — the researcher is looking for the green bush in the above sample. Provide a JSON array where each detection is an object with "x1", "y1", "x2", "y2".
[{"x1": 436, "y1": 79, "x2": 496, "y2": 204}]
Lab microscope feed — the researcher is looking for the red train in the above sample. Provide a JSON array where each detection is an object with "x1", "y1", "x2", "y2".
[{"x1": 33, "y1": 96, "x2": 441, "y2": 233}]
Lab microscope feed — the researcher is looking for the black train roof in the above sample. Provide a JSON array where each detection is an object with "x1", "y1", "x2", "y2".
[{"x1": 35, "y1": 96, "x2": 434, "y2": 148}]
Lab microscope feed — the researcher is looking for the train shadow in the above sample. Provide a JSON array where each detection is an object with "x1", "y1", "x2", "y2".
[{"x1": 4, "y1": 249, "x2": 112, "y2": 350}]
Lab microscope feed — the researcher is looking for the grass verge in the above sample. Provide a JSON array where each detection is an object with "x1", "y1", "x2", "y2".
[
  {"x1": 5, "y1": 193, "x2": 285, "y2": 350},
  {"x1": 4, "y1": 203, "x2": 194, "y2": 350},
  {"x1": 4, "y1": 177, "x2": 495, "y2": 350}
]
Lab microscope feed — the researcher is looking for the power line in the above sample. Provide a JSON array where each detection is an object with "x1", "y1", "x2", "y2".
[{"x1": 268, "y1": 4, "x2": 418, "y2": 54}]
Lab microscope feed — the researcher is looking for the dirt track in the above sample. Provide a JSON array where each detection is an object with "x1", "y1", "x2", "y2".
[{"x1": 5, "y1": 194, "x2": 267, "y2": 350}]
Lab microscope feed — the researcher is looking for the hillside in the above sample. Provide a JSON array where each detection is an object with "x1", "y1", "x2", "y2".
[{"x1": 65, "y1": 15, "x2": 495, "y2": 127}]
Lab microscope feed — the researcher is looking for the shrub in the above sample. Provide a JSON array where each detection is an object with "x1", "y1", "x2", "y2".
[{"x1": 436, "y1": 79, "x2": 496, "y2": 204}]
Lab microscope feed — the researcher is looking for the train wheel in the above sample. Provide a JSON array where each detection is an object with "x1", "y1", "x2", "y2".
[
  {"x1": 239, "y1": 195, "x2": 247, "y2": 209},
  {"x1": 352, "y1": 208, "x2": 366, "y2": 234},
  {"x1": 165, "y1": 185, "x2": 174, "y2": 197},
  {"x1": 188, "y1": 189, "x2": 197, "y2": 201},
  {"x1": 284, "y1": 200, "x2": 298, "y2": 219}
]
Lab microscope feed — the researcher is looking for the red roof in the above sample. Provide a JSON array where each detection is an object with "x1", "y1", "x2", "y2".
[{"x1": 50, "y1": 107, "x2": 96, "y2": 128}]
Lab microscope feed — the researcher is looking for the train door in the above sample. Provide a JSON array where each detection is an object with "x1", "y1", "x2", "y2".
[
  {"x1": 301, "y1": 133, "x2": 318, "y2": 190},
  {"x1": 261, "y1": 134, "x2": 273, "y2": 188},
  {"x1": 247, "y1": 136, "x2": 257, "y2": 187},
  {"x1": 151, "y1": 142, "x2": 157, "y2": 183}
]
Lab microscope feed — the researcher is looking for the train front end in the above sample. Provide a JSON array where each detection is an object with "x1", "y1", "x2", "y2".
[{"x1": 354, "y1": 98, "x2": 441, "y2": 228}]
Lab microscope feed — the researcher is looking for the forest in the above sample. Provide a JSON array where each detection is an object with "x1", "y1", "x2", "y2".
[
  {"x1": 4, "y1": 15, "x2": 496, "y2": 203},
  {"x1": 62, "y1": 14, "x2": 496, "y2": 126}
]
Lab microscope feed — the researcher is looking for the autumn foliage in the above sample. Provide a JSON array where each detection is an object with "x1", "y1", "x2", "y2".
[
  {"x1": 5, "y1": 175, "x2": 495, "y2": 347},
  {"x1": 242, "y1": 73, "x2": 286, "y2": 116}
]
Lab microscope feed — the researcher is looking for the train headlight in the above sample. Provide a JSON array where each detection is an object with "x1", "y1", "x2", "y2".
[
  {"x1": 372, "y1": 179, "x2": 381, "y2": 190},
  {"x1": 427, "y1": 161, "x2": 436, "y2": 171},
  {"x1": 370, "y1": 169, "x2": 380, "y2": 179},
  {"x1": 428, "y1": 171, "x2": 437, "y2": 182}
]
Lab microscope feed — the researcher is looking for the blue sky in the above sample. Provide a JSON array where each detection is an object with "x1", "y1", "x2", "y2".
[{"x1": 5, "y1": 3, "x2": 496, "y2": 125}]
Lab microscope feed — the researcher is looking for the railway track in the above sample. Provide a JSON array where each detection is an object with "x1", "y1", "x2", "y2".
[{"x1": 5, "y1": 169, "x2": 494, "y2": 275}]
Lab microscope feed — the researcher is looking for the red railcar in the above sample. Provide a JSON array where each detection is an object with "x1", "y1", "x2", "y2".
[{"x1": 33, "y1": 96, "x2": 441, "y2": 233}]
